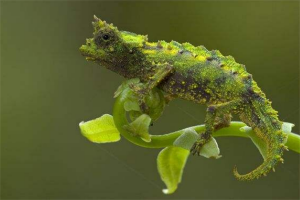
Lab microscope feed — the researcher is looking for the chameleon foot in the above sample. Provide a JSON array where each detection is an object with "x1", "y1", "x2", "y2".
[
  {"x1": 128, "y1": 84, "x2": 149, "y2": 113},
  {"x1": 190, "y1": 133, "x2": 211, "y2": 155}
]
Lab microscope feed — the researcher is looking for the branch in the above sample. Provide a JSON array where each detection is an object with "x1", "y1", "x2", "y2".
[{"x1": 113, "y1": 88, "x2": 300, "y2": 153}]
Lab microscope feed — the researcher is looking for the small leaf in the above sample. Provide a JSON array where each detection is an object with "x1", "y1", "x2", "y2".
[
  {"x1": 144, "y1": 88, "x2": 166, "y2": 121},
  {"x1": 79, "y1": 114, "x2": 120, "y2": 143},
  {"x1": 123, "y1": 114, "x2": 151, "y2": 142},
  {"x1": 128, "y1": 110, "x2": 143, "y2": 122},
  {"x1": 282, "y1": 122, "x2": 294, "y2": 134},
  {"x1": 157, "y1": 146, "x2": 189, "y2": 194},
  {"x1": 282, "y1": 122, "x2": 294, "y2": 144},
  {"x1": 173, "y1": 128, "x2": 199, "y2": 150},
  {"x1": 124, "y1": 100, "x2": 140, "y2": 112},
  {"x1": 199, "y1": 137, "x2": 222, "y2": 159}
]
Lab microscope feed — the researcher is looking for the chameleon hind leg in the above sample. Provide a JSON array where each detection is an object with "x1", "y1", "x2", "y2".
[{"x1": 191, "y1": 100, "x2": 239, "y2": 155}]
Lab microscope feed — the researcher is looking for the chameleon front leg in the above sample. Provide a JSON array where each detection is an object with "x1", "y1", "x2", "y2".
[
  {"x1": 191, "y1": 100, "x2": 240, "y2": 155},
  {"x1": 130, "y1": 63, "x2": 174, "y2": 112}
]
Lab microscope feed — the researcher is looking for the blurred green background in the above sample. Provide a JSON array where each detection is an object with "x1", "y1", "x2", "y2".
[{"x1": 1, "y1": 1, "x2": 299, "y2": 199}]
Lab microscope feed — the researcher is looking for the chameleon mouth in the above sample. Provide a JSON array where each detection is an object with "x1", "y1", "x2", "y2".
[
  {"x1": 80, "y1": 42, "x2": 107, "y2": 60},
  {"x1": 79, "y1": 45, "x2": 90, "y2": 56},
  {"x1": 86, "y1": 56, "x2": 96, "y2": 61},
  {"x1": 79, "y1": 45, "x2": 98, "y2": 61}
]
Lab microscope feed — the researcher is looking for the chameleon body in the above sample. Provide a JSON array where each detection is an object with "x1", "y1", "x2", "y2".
[{"x1": 80, "y1": 16, "x2": 288, "y2": 181}]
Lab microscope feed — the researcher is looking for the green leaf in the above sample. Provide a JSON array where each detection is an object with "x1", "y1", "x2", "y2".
[
  {"x1": 282, "y1": 122, "x2": 294, "y2": 133},
  {"x1": 157, "y1": 146, "x2": 189, "y2": 194},
  {"x1": 144, "y1": 88, "x2": 166, "y2": 121},
  {"x1": 282, "y1": 122, "x2": 294, "y2": 143},
  {"x1": 199, "y1": 137, "x2": 222, "y2": 159},
  {"x1": 124, "y1": 100, "x2": 140, "y2": 112},
  {"x1": 79, "y1": 114, "x2": 120, "y2": 143},
  {"x1": 173, "y1": 128, "x2": 199, "y2": 150},
  {"x1": 123, "y1": 114, "x2": 151, "y2": 142}
]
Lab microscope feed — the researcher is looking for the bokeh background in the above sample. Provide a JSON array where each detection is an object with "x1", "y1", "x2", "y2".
[{"x1": 1, "y1": 1, "x2": 299, "y2": 199}]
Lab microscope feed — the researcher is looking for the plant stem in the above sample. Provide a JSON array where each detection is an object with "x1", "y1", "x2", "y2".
[{"x1": 113, "y1": 91, "x2": 300, "y2": 153}]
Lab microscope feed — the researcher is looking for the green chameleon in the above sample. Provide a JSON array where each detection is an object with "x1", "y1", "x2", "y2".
[{"x1": 80, "y1": 16, "x2": 288, "y2": 181}]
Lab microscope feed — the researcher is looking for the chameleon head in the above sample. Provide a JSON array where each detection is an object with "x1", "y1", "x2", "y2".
[
  {"x1": 79, "y1": 16, "x2": 123, "y2": 63},
  {"x1": 80, "y1": 15, "x2": 148, "y2": 77}
]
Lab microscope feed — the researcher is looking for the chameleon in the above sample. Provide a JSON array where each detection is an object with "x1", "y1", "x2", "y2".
[{"x1": 79, "y1": 16, "x2": 288, "y2": 181}]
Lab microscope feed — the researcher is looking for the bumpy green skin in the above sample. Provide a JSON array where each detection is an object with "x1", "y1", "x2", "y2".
[{"x1": 80, "y1": 16, "x2": 288, "y2": 181}]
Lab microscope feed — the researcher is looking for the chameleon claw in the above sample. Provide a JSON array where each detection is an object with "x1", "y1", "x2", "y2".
[
  {"x1": 190, "y1": 132, "x2": 212, "y2": 156},
  {"x1": 190, "y1": 142, "x2": 201, "y2": 155},
  {"x1": 128, "y1": 84, "x2": 150, "y2": 113}
]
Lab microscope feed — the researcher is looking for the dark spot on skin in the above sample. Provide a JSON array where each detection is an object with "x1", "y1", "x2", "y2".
[
  {"x1": 209, "y1": 50, "x2": 222, "y2": 62},
  {"x1": 242, "y1": 74, "x2": 252, "y2": 84},
  {"x1": 215, "y1": 76, "x2": 226, "y2": 86},
  {"x1": 188, "y1": 77, "x2": 211, "y2": 102},
  {"x1": 257, "y1": 96, "x2": 265, "y2": 103},
  {"x1": 206, "y1": 55, "x2": 220, "y2": 64},
  {"x1": 206, "y1": 57, "x2": 213, "y2": 61},
  {"x1": 177, "y1": 49, "x2": 194, "y2": 58},
  {"x1": 247, "y1": 87, "x2": 254, "y2": 94},
  {"x1": 232, "y1": 71, "x2": 238, "y2": 75},
  {"x1": 251, "y1": 112, "x2": 261, "y2": 126},
  {"x1": 219, "y1": 63, "x2": 225, "y2": 67},
  {"x1": 207, "y1": 106, "x2": 216, "y2": 113},
  {"x1": 244, "y1": 87, "x2": 264, "y2": 103},
  {"x1": 159, "y1": 72, "x2": 211, "y2": 103}
]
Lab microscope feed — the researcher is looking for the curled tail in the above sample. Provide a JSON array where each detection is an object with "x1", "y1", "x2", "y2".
[
  {"x1": 235, "y1": 91, "x2": 288, "y2": 181},
  {"x1": 233, "y1": 130, "x2": 287, "y2": 181}
]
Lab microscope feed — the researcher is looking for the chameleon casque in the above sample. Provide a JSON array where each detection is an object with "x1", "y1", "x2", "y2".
[{"x1": 80, "y1": 16, "x2": 288, "y2": 181}]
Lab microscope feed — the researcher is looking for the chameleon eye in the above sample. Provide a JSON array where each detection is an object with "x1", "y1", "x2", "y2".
[
  {"x1": 94, "y1": 32, "x2": 115, "y2": 47},
  {"x1": 102, "y1": 34, "x2": 109, "y2": 40}
]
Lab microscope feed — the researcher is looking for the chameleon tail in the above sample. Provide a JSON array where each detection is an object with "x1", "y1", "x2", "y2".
[
  {"x1": 233, "y1": 132, "x2": 286, "y2": 181},
  {"x1": 234, "y1": 96, "x2": 288, "y2": 181}
]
